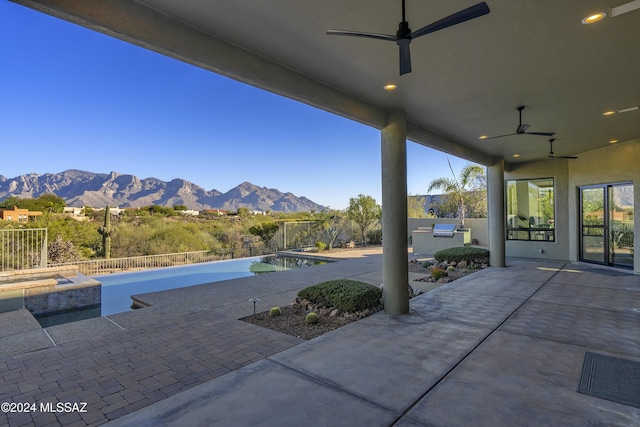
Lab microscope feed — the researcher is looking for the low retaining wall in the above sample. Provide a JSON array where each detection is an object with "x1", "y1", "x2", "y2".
[{"x1": 412, "y1": 227, "x2": 471, "y2": 255}]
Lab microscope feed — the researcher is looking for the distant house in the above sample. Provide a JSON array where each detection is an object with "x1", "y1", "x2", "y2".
[
  {"x1": 180, "y1": 209, "x2": 200, "y2": 216},
  {"x1": 0, "y1": 206, "x2": 43, "y2": 222},
  {"x1": 202, "y1": 209, "x2": 228, "y2": 216},
  {"x1": 94, "y1": 206, "x2": 124, "y2": 216},
  {"x1": 63, "y1": 207, "x2": 85, "y2": 217}
]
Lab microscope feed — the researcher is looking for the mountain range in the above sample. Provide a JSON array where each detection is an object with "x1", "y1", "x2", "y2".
[{"x1": 0, "y1": 170, "x2": 325, "y2": 212}]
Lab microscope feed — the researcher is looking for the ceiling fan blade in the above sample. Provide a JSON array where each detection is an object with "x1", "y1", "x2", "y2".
[
  {"x1": 525, "y1": 131, "x2": 556, "y2": 136},
  {"x1": 410, "y1": 2, "x2": 490, "y2": 39},
  {"x1": 399, "y1": 44, "x2": 412, "y2": 75},
  {"x1": 547, "y1": 138, "x2": 576, "y2": 158},
  {"x1": 326, "y1": 29, "x2": 396, "y2": 42},
  {"x1": 549, "y1": 155, "x2": 578, "y2": 159},
  {"x1": 483, "y1": 132, "x2": 517, "y2": 140}
]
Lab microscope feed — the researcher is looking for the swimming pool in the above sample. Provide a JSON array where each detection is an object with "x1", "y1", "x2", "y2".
[{"x1": 35, "y1": 255, "x2": 326, "y2": 327}]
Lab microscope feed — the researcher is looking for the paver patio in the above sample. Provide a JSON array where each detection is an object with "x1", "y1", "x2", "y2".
[{"x1": 1, "y1": 251, "x2": 639, "y2": 426}]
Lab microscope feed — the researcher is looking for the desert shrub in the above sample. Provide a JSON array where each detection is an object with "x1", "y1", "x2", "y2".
[
  {"x1": 434, "y1": 247, "x2": 489, "y2": 264},
  {"x1": 315, "y1": 241, "x2": 327, "y2": 252},
  {"x1": 430, "y1": 266, "x2": 447, "y2": 281},
  {"x1": 366, "y1": 228, "x2": 382, "y2": 245},
  {"x1": 269, "y1": 307, "x2": 282, "y2": 317},
  {"x1": 447, "y1": 265, "x2": 455, "y2": 272},
  {"x1": 298, "y1": 279, "x2": 382, "y2": 312},
  {"x1": 422, "y1": 260, "x2": 432, "y2": 269},
  {"x1": 306, "y1": 312, "x2": 319, "y2": 324}
]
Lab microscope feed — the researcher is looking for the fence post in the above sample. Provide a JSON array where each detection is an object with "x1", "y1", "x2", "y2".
[{"x1": 40, "y1": 229, "x2": 48, "y2": 268}]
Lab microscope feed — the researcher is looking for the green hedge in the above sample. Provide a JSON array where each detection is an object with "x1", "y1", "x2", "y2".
[
  {"x1": 298, "y1": 279, "x2": 382, "y2": 312},
  {"x1": 434, "y1": 247, "x2": 490, "y2": 263}
]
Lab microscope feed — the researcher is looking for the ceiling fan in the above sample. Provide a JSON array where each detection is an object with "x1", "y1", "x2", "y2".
[
  {"x1": 326, "y1": 1, "x2": 490, "y2": 76},
  {"x1": 548, "y1": 138, "x2": 578, "y2": 159},
  {"x1": 483, "y1": 106, "x2": 555, "y2": 140}
]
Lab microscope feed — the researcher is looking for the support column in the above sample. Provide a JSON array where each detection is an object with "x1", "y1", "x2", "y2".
[
  {"x1": 487, "y1": 159, "x2": 506, "y2": 267},
  {"x1": 381, "y1": 110, "x2": 409, "y2": 314}
]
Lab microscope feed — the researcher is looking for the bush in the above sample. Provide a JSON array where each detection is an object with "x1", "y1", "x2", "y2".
[
  {"x1": 431, "y1": 266, "x2": 447, "y2": 281},
  {"x1": 306, "y1": 312, "x2": 319, "y2": 324},
  {"x1": 434, "y1": 247, "x2": 489, "y2": 264},
  {"x1": 269, "y1": 307, "x2": 282, "y2": 317},
  {"x1": 298, "y1": 279, "x2": 382, "y2": 312},
  {"x1": 366, "y1": 228, "x2": 382, "y2": 245},
  {"x1": 315, "y1": 241, "x2": 327, "y2": 252}
]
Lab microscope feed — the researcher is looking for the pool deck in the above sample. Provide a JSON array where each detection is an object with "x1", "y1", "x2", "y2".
[{"x1": 1, "y1": 248, "x2": 640, "y2": 426}]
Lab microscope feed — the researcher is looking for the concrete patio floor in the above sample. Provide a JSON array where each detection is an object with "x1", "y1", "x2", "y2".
[{"x1": 1, "y1": 250, "x2": 639, "y2": 426}]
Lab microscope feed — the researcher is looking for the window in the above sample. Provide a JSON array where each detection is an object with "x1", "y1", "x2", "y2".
[{"x1": 506, "y1": 178, "x2": 555, "y2": 241}]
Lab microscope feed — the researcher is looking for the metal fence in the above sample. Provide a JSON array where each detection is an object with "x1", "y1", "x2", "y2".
[
  {"x1": 0, "y1": 228, "x2": 48, "y2": 271},
  {"x1": 51, "y1": 247, "x2": 273, "y2": 276}
]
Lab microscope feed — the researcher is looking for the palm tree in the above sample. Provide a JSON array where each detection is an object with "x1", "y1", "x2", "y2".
[{"x1": 427, "y1": 160, "x2": 485, "y2": 229}]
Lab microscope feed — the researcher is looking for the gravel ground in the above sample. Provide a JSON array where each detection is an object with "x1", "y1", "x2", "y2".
[
  {"x1": 241, "y1": 259, "x2": 486, "y2": 340},
  {"x1": 241, "y1": 304, "x2": 355, "y2": 340}
]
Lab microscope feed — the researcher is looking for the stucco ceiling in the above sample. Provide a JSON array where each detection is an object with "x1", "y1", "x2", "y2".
[{"x1": 14, "y1": 0, "x2": 640, "y2": 165}]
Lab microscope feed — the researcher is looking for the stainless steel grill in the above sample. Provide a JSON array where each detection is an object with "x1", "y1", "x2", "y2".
[{"x1": 433, "y1": 224, "x2": 456, "y2": 238}]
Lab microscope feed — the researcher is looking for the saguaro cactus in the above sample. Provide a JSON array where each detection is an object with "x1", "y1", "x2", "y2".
[{"x1": 98, "y1": 206, "x2": 115, "y2": 259}]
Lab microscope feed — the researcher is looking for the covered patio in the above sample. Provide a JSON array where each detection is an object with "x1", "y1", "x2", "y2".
[
  {"x1": 10, "y1": 0, "x2": 639, "y2": 314},
  {"x1": 3, "y1": 2, "x2": 640, "y2": 425}
]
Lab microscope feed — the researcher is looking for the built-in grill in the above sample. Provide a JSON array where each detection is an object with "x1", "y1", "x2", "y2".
[{"x1": 433, "y1": 223, "x2": 456, "y2": 238}]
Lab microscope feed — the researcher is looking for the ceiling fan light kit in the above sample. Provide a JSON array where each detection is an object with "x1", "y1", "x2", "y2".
[{"x1": 326, "y1": 1, "x2": 490, "y2": 76}]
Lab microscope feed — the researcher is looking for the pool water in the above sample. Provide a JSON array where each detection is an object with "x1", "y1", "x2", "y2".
[{"x1": 35, "y1": 255, "x2": 325, "y2": 327}]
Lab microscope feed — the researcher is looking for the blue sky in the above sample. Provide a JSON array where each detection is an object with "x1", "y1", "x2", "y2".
[{"x1": 0, "y1": 1, "x2": 478, "y2": 210}]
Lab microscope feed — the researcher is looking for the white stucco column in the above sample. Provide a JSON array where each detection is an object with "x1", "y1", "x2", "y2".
[
  {"x1": 381, "y1": 110, "x2": 409, "y2": 314},
  {"x1": 488, "y1": 159, "x2": 506, "y2": 267}
]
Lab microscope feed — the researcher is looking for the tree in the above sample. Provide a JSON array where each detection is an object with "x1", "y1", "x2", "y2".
[
  {"x1": 248, "y1": 221, "x2": 280, "y2": 245},
  {"x1": 47, "y1": 235, "x2": 81, "y2": 264},
  {"x1": 0, "y1": 194, "x2": 65, "y2": 212},
  {"x1": 407, "y1": 195, "x2": 428, "y2": 218},
  {"x1": 346, "y1": 195, "x2": 381, "y2": 245},
  {"x1": 236, "y1": 207, "x2": 250, "y2": 217},
  {"x1": 427, "y1": 160, "x2": 486, "y2": 228},
  {"x1": 0, "y1": 196, "x2": 22, "y2": 208}
]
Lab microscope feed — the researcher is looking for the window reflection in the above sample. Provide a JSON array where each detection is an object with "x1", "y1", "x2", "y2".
[{"x1": 506, "y1": 178, "x2": 555, "y2": 241}]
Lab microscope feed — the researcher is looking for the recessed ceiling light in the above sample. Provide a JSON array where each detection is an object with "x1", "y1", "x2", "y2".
[
  {"x1": 513, "y1": 154, "x2": 520, "y2": 158},
  {"x1": 478, "y1": 135, "x2": 488, "y2": 140},
  {"x1": 609, "y1": 139, "x2": 618, "y2": 144},
  {"x1": 602, "y1": 110, "x2": 616, "y2": 116},
  {"x1": 582, "y1": 12, "x2": 607, "y2": 24},
  {"x1": 383, "y1": 83, "x2": 397, "y2": 91}
]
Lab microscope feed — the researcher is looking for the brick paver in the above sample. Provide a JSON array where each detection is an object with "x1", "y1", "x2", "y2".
[{"x1": 0, "y1": 310, "x2": 303, "y2": 426}]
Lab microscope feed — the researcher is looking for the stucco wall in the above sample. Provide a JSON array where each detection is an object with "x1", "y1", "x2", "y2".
[
  {"x1": 408, "y1": 218, "x2": 488, "y2": 246},
  {"x1": 505, "y1": 139, "x2": 639, "y2": 273},
  {"x1": 505, "y1": 159, "x2": 570, "y2": 262}
]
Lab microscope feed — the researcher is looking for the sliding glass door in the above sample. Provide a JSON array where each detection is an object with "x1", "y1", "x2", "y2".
[{"x1": 580, "y1": 183, "x2": 634, "y2": 268}]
